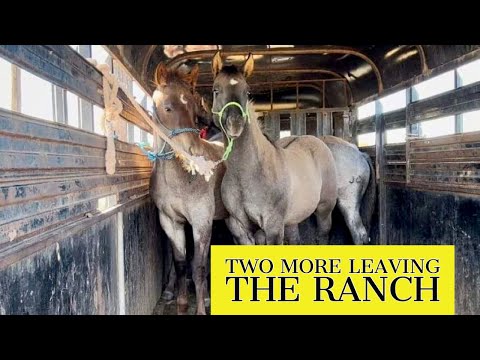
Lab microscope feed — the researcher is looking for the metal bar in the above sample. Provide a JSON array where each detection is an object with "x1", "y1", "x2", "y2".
[
  {"x1": 270, "y1": 83, "x2": 273, "y2": 111},
  {"x1": 296, "y1": 82, "x2": 299, "y2": 110},
  {"x1": 199, "y1": 68, "x2": 344, "y2": 77},
  {"x1": 415, "y1": 45, "x2": 429, "y2": 75},
  {"x1": 166, "y1": 47, "x2": 384, "y2": 93},
  {"x1": 322, "y1": 81, "x2": 326, "y2": 109},
  {"x1": 375, "y1": 100, "x2": 386, "y2": 244},
  {"x1": 197, "y1": 78, "x2": 347, "y2": 88},
  {"x1": 11, "y1": 64, "x2": 21, "y2": 112}
]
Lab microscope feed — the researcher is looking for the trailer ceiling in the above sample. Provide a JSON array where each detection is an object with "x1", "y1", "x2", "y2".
[{"x1": 106, "y1": 45, "x2": 480, "y2": 109}]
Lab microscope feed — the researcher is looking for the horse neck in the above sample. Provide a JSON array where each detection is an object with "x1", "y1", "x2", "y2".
[{"x1": 228, "y1": 114, "x2": 277, "y2": 169}]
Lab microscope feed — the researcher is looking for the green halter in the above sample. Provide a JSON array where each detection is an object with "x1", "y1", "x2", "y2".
[{"x1": 211, "y1": 101, "x2": 250, "y2": 161}]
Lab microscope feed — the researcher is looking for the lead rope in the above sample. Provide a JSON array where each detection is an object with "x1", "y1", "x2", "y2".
[
  {"x1": 211, "y1": 102, "x2": 250, "y2": 161},
  {"x1": 92, "y1": 61, "x2": 219, "y2": 182},
  {"x1": 94, "y1": 62, "x2": 123, "y2": 175},
  {"x1": 136, "y1": 127, "x2": 200, "y2": 162}
]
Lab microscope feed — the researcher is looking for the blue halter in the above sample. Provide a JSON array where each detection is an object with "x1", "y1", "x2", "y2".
[{"x1": 136, "y1": 127, "x2": 200, "y2": 162}]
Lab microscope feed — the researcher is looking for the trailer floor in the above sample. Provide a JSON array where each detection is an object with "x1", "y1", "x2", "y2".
[{"x1": 153, "y1": 280, "x2": 210, "y2": 315}]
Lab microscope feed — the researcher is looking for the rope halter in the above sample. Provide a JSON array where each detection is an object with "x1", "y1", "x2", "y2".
[{"x1": 211, "y1": 101, "x2": 250, "y2": 161}]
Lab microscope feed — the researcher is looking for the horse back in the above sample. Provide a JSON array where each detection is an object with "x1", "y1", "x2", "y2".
[{"x1": 277, "y1": 135, "x2": 337, "y2": 224}]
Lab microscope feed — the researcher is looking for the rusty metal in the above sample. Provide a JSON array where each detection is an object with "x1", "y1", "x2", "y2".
[
  {"x1": 142, "y1": 45, "x2": 158, "y2": 82},
  {"x1": 415, "y1": 45, "x2": 429, "y2": 75},
  {"x1": 296, "y1": 82, "x2": 299, "y2": 110},
  {"x1": 196, "y1": 78, "x2": 347, "y2": 87},
  {"x1": 198, "y1": 68, "x2": 344, "y2": 77},
  {"x1": 322, "y1": 81, "x2": 326, "y2": 109},
  {"x1": 166, "y1": 47, "x2": 384, "y2": 93},
  {"x1": 270, "y1": 83, "x2": 273, "y2": 111}
]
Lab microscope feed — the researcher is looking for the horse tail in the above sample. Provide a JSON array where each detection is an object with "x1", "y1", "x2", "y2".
[{"x1": 360, "y1": 151, "x2": 376, "y2": 236}]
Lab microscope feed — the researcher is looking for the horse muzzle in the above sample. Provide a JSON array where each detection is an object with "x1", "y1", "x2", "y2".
[{"x1": 225, "y1": 117, "x2": 245, "y2": 138}]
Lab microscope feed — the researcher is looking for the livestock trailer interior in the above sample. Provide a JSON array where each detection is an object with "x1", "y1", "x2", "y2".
[{"x1": 0, "y1": 45, "x2": 479, "y2": 314}]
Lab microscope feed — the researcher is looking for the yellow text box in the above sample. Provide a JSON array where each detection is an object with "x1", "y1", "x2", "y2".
[{"x1": 210, "y1": 245, "x2": 455, "y2": 315}]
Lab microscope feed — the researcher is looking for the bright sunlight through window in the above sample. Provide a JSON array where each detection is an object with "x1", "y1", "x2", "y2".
[
  {"x1": 457, "y1": 59, "x2": 480, "y2": 87},
  {"x1": 419, "y1": 116, "x2": 455, "y2": 138},
  {"x1": 357, "y1": 132, "x2": 376, "y2": 147},
  {"x1": 21, "y1": 69, "x2": 53, "y2": 120},
  {"x1": 357, "y1": 101, "x2": 375, "y2": 120},
  {"x1": 0, "y1": 57, "x2": 12, "y2": 110},
  {"x1": 386, "y1": 128, "x2": 406, "y2": 144},
  {"x1": 379, "y1": 89, "x2": 406, "y2": 114},
  {"x1": 413, "y1": 71, "x2": 455, "y2": 101},
  {"x1": 462, "y1": 110, "x2": 480, "y2": 133}
]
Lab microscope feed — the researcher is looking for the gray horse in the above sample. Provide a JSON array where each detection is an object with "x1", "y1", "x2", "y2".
[
  {"x1": 211, "y1": 52, "x2": 376, "y2": 245},
  {"x1": 211, "y1": 52, "x2": 338, "y2": 245},
  {"x1": 317, "y1": 136, "x2": 376, "y2": 245},
  {"x1": 149, "y1": 64, "x2": 227, "y2": 314}
]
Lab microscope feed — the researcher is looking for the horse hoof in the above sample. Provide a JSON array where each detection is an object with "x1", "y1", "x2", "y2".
[
  {"x1": 177, "y1": 303, "x2": 189, "y2": 315},
  {"x1": 162, "y1": 290, "x2": 175, "y2": 301}
]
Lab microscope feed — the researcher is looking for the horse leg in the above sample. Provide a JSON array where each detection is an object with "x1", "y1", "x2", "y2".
[
  {"x1": 226, "y1": 215, "x2": 255, "y2": 245},
  {"x1": 162, "y1": 261, "x2": 176, "y2": 302},
  {"x1": 158, "y1": 213, "x2": 188, "y2": 315},
  {"x1": 338, "y1": 200, "x2": 369, "y2": 245},
  {"x1": 254, "y1": 229, "x2": 266, "y2": 245},
  {"x1": 315, "y1": 202, "x2": 335, "y2": 245},
  {"x1": 262, "y1": 217, "x2": 285, "y2": 245},
  {"x1": 284, "y1": 224, "x2": 300, "y2": 245},
  {"x1": 191, "y1": 222, "x2": 212, "y2": 315}
]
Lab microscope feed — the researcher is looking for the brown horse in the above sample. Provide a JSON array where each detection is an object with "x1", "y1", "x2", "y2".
[
  {"x1": 149, "y1": 64, "x2": 227, "y2": 314},
  {"x1": 211, "y1": 53, "x2": 338, "y2": 245}
]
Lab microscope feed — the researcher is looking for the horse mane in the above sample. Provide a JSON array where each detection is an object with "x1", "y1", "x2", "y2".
[
  {"x1": 153, "y1": 68, "x2": 191, "y2": 89},
  {"x1": 246, "y1": 100, "x2": 277, "y2": 145}
]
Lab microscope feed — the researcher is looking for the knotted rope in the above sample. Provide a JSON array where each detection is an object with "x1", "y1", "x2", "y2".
[
  {"x1": 94, "y1": 61, "x2": 220, "y2": 182},
  {"x1": 93, "y1": 61, "x2": 123, "y2": 175}
]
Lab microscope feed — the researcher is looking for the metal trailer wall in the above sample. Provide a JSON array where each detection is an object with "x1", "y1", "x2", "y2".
[
  {"x1": 354, "y1": 63, "x2": 480, "y2": 314},
  {"x1": 0, "y1": 45, "x2": 165, "y2": 314}
]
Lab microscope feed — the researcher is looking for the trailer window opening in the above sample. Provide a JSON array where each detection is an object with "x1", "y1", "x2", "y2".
[
  {"x1": 462, "y1": 110, "x2": 480, "y2": 133},
  {"x1": 20, "y1": 69, "x2": 54, "y2": 121},
  {"x1": 457, "y1": 59, "x2": 480, "y2": 87},
  {"x1": 379, "y1": 89, "x2": 406, "y2": 114},
  {"x1": 357, "y1": 101, "x2": 375, "y2": 120},
  {"x1": 386, "y1": 128, "x2": 406, "y2": 144},
  {"x1": 0, "y1": 57, "x2": 12, "y2": 110},
  {"x1": 97, "y1": 194, "x2": 117, "y2": 212},
  {"x1": 66, "y1": 91, "x2": 80, "y2": 127},
  {"x1": 91, "y1": 45, "x2": 111, "y2": 66},
  {"x1": 419, "y1": 116, "x2": 455, "y2": 138},
  {"x1": 93, "y1": 105, "x2": 105, "y2": 135},
  {"x1": 147, "y1": 133, "x2": 154, "y2": 146},
  {"x1": 357, "y1": 132, "x2": 376, "y2": 147},
  {"x1": 280, "y1": 130, "x2": 291, "y2": 138},
  {"x1": 412, "y1": 71, "x2": 455, "y2": 101}
]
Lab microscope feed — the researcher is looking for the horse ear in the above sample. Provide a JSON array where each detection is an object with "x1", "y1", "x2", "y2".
[
  {"x1": 243, "y1": 53, "x2": 255, "y2": 78},
  {"x1": 155, "y1": 63, "x2": 168, "y2": 86},
  {"x1": 184, "y1": 64, "x2": 200, "y2": 90},
  {"x1": 212, "y1": 51, "x2": 223, "y2": 78}
]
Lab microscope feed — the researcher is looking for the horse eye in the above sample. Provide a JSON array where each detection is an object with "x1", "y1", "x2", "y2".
[
  {"x1": 164, "y1": 106, "x2": 172, "y2": 113},
  {"x1": 213, "y1": 88, "x2": 219, "y2": 95}
]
